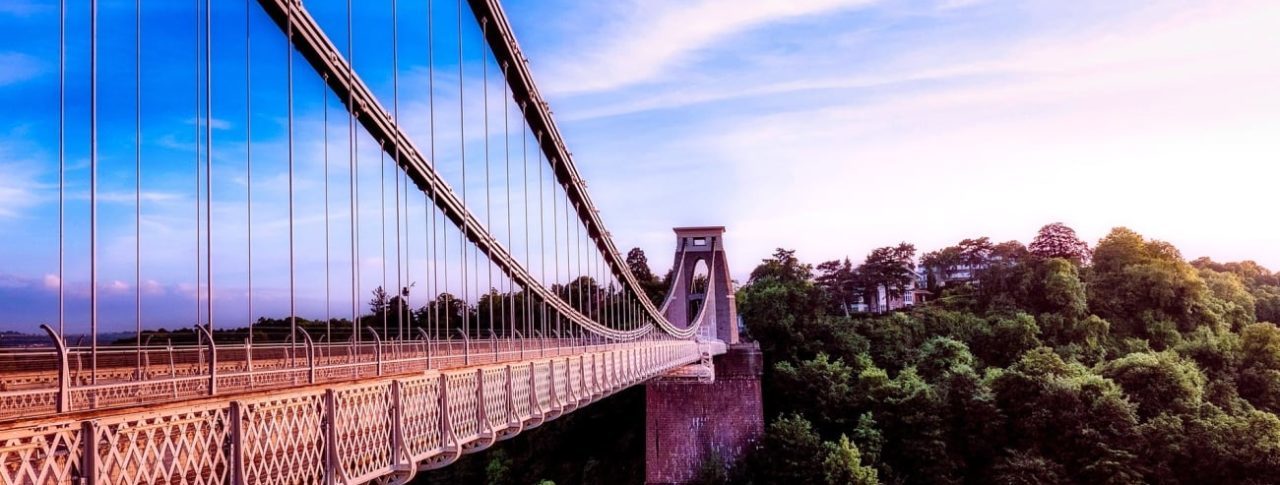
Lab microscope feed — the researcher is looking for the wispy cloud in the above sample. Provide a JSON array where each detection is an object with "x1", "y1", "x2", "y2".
[
  {"x1": 0, "y1": 130, "x2": 49, "y2": 219},
  {"x1": 936, "y1": 0, "x2": 988, "y2": 10},
  {"x1": 67, "y1": 191, "x2": 185, "y2": 204},
  {"x1": 184, "y1": 117, "x2": 234, "y2": 131},
  {"x1": 0, "y1": 1, "x2": 47, "y2": 18},
  {"x1": 0, "y1": 52, "x2": 42, "y2": 87},
  {"x1": 535, "y1": 0, "x2": 1280, "y2": 277},
  {"x1": 0, "y1": 164, "x2": 41, "y2": 218},
  {"x1": 537, "y1": 0, "x2": 879, "y2": 94}
]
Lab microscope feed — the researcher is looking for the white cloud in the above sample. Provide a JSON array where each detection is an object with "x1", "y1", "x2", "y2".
[
  {"x1": 0, "y1": 131, "x2": 49, "y2": 219},
  {"x1": 538, "y1": 0, "x2": 879, "y2": 94},
  {"x1": 699, "y1": 0, "x2": 1280, "y2": 275},
  {"x1": 106, "y1": 280, "x2": 129, "y2": 293},
  {"x1": 0, "y1": 52, "x2": 41, "y2": 86},
  {"x1": 0, "y1": 164, "x2": 40, "y2": 218},
  {"x1": 544, "y1": 0, "x2": 1280, "y2": 278},
  {"x1": 0, "y1": 1, "x2": 46, "y2": 17},
  {"x1": 67, "y1": 191, "x2": 184, "y2": 204},
  {"x1": 142, "y1": 279, "x2": 166, "y2": 296},
  {"x1": 936, "y1": 0, "x2": 987, "y2": 10},
  {"x1": 184, "y1": 117, "x2": 234, "y2": 131}
]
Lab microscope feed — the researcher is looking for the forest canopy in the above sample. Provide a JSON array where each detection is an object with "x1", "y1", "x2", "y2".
[{"x1": 734, "y1": 224, "x2": 1280, "y2": 484}]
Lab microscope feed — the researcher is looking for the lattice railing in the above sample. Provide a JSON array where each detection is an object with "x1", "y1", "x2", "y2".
[
  {"x1": 0, "y1": 423, "x2": 81, "y2": 485},
  {"x1": 0, "y1": 340, "x2": 704, "y2": 485},
  {"x1": 481, "y1": 369, "x2": 509, "y2": 431},
  {"x1": 510, "y1": 364, "x2": 532, "y2": 424},
  {"x1": 333, "y1": 383, "x2": 394, "y2": 483},
  {"x1": 239, "y1": 393, "x2": 328, "y2": 484},
  {"x1": 400, "y1": 376, "x2": 444, "y2": 461},
  {"x1": 89, "y1": 402, "x2": 232, "y2": 484},
  {"x1": 0, "y1": 337, "x2": 662, "y2": 421}
]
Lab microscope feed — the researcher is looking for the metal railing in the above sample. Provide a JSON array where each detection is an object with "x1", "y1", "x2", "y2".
[
  {"x1": 0, "y1": 323, "x2": 681, "y2": 421},
  {"x1": 0, "y1": 340, "x2": 705, "y2": 485}
]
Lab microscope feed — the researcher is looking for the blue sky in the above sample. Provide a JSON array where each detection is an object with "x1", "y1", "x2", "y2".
[{"x1": 1, "y1": 0, "x2": 1278, "y2": 333}]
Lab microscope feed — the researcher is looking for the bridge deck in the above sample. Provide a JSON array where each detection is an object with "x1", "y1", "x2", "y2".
[
  {"x1": 0, "y1": 338, "x2": 691, "y2": 423},
  {"x1": 0, "y1": 340, "x2": 715, "y2": 484}
]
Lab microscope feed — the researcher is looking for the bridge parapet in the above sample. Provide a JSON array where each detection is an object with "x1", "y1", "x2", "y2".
[
  {"x1": 0, "y1": 341, "x2": 702, "y2": 485},
  {"x1": 0, "y1": 335, "x2": 663, "y2": 422}
]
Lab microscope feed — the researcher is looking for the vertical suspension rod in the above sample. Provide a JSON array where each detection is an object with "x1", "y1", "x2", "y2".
[
  {"x1": 254, "y1": 0, "x2": 651, "y2": 340},
  {"x1": 246, "y1": 0, "x2": 254, "y2": 347},
  {"x1": 287, "y1": 0, "x2": 297, "y2": 350},
  {"x1": 57, "y1": 0, "x2": 64, "y2": 341},
  {"x1": 90, "y1": 0, "x2": 99, "y2": 382},
  {"x1": 135, "y1": 0, "x2": 144, "y2": 374},
  {"x1": 205, "y1": 0, "x2": 214, "y2": 337}
]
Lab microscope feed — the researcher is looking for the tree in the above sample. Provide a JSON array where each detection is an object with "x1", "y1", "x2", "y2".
[
  {"x1": 626, "y1": 247, "x2": 655, "y2": 282},
  {"x1": 1101, "y1": 351, "x2": 1207, "y2": 418},
  {"x1": 1088, "y1": 227, "x2": 1216, "y2": 341},
  {"x1": 977, "y1": 241, "x2": 1031, "y2": 311},
  {"x1": 922, "y1": 246, "x2": 965, "y2": 290},
  {"x1": 958, "y1": 237, "x2": 995, "y2": 272},
  {"x1": 689, "y1": 451, "x2": 730, "y2": 485},
  {"x1": 368, "y1": 285, "x2": 390, "y2": 316},
  {"x1": 1239, "y1": 322, "x2": 1280, "y2": 412},
  {"x1": 382, "y1": 294, "x2": 414, "y2": 338},
  {"x1": 916, "y1": 337, "x2": 976, "y2": 382},
  {"x1": 754, "y1": 414, "x2": 828, "y2": 485},
  {"x1": 484, "y1": 449, "x2": 514, "y2": 485},
  {"x1": 1136, "y1": 408, "x2": 1280, "y2": 483},
  {"x1": 872, "y1": 367, "x2": 957, "y2": 482},
  {"x1": 977, "y1": 313, "x2": 1042, "y2": 368},
  {"x1": 365, "y1": 285, "x2": 413, "y2": 338},
  {"x1": 822, "y1": 435, "x2": 879, "y2": 484},
  {"x1": 990, "y1": 451, "x2": 1067, "y2": 485},
  {"x1": 990, "y1": 348, "x2": 1143, "y2": 484},
  {"x1": 851, "y1": 413, "x2": 885, "y2": 467},
  {"x1": 1028, "y1": 223, "x2": 1090, "y2": 264},
  {"x1": 857, "y1": 243, "x2": 917, "y2": 312},
  {"x1": 1191, "y1": 257, "x2": 1280, "y2": 288},
  {"x1": 816, "y1": 258, "x2": 857, "y2": 315},
  {"x1": 627, "y1": 247, "x2": 667, "y2": 304},
  {"x1": 922, "y1": 237, "x2": 994, "y2": 290},
  {"x1": 562, "y1": 275, "x2": 603, "y2": 316},
  {"x1": 738, "y1": 253, "x2": 826, "y2": 364},
  {"x1": 750, "y1": 248, "x2": 812, "y2": 285},
  {"x1": 416, "y1": 292, "x2": 471, "y2": 337},
  {"x1": 773, "y1": 353, "x2": 857, "y2": 433},
  {"x1": 1027, "y1": 258, "x2": 1087, "y2": 318},
  {"x1": 1254, "y1": 285, "x2": 1280, "y2": 324},
  {"x1": 991, "y1": 240, "x2": 1030, "y2": 263},
  {"x1": 1200, "y1": 268, "x2": 1257, "y2": 331}
]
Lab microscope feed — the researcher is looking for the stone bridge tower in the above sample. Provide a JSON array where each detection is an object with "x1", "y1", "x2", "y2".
[
  {"x1": 662, "y1": 226, "x2": 739, "y2": 343},
  {"x1": 646, "y1": 227, "x2": 764, "y2": 484}
]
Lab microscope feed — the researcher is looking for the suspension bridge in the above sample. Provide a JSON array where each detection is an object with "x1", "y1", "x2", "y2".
[{"x1": 0, "y1": 0, "x2": 762, "y2": 483}]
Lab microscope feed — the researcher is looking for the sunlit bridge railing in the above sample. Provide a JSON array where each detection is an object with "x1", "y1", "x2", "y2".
[
  {"x1": 0, "y1": 325, "x2": 684, "y2": 420},
  {"x1": 0, "y1": 339, "x2": 705, "y2": 484}
]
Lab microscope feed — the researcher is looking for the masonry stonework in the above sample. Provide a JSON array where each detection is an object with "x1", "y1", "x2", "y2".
[{"x1": 645, "y1": 343, "x2": 764, "y2": 484}]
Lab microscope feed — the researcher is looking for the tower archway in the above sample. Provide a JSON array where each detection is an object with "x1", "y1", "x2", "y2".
[{"x1": 661, "y1": 226, "x2": 738, "y2": 344}]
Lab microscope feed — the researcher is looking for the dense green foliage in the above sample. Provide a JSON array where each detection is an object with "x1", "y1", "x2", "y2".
[
  {"x1": 407, "y1": 228, "x2": 1280, "y2": 484},
  {"x1": 734, "y1": 226, "x2": 1280, "y2": 484}
]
